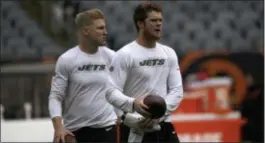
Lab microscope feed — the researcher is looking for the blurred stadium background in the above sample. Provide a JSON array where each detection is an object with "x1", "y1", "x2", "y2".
[{"x1": 0, "y1": 0, "x2": 264, "y2": 142}]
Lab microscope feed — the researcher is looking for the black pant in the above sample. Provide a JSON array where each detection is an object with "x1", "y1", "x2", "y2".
[
  {"x1": 119, "y1": 122, "x2": 180, "y2": 143},
  {"x1": 72, "y1": 125, "x2": 117, "y2": 143}
]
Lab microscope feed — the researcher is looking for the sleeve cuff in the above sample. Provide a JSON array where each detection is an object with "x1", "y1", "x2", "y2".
[
  {"x1": 50, "y1": 114, "x2": 62, "y2": 119},
  {"x1": 127, "y1": 97, "x2": 135, "y2": 113}
]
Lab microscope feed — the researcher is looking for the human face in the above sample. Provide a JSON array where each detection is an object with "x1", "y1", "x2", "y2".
[
  {"x1": 83, "y1": 19, "x2": 108, "y2": 46},
  {"x1": 142, "y1": 11, "x2": 163, "y2": 40}
]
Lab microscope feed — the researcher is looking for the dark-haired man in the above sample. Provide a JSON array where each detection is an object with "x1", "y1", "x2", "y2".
[{"x1": 106, "y1": 2, "x2": 184, "y2": 143}]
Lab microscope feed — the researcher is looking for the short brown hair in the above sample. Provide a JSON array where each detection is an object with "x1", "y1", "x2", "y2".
[
  {"x1": 75, "y1": 8, "x2": 105, "y2": 29},
  {"x1": 133, "y1": 2, "x2": 162, "y2": 32}
]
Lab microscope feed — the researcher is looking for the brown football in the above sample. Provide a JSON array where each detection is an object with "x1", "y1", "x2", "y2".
[{"x1": 143, "y1": 95, "x2": 166, "y2": 119}]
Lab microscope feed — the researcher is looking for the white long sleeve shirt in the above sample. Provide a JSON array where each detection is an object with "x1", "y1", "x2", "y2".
[
  {"x1": 49, "y1": 46, "x2": 117, "y2": 131},
  {"x1": 106, "y1": 41, "x2": 183, "y2": 122}
]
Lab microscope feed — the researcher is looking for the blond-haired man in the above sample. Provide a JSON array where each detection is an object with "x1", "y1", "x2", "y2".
[{"x1": 48, "y1": 9, "x2": 117, "y2": 143}]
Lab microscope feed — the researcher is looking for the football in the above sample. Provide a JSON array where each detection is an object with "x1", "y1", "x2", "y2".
[{"x1": 143, "y1": 95, "x2": 166, "y2": 119}]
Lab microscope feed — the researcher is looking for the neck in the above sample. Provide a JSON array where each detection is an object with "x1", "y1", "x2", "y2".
[
  {"x1": 136, "y1": 32, "x2": 156, "y2": 48},
  {"x1": 79, "y1": 37, "x2": 98, "y2": 54}
]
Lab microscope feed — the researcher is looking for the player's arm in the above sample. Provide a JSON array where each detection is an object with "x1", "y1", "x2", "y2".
[
  {"x1": 48, "y1": 56, "x2": 74, "y2": 142},
  {"x1": 103, "y1": 48, "x2": 125, "y2": 118},
  {"x1": 106, "y1": 52, "x2": 135, "y2": 113},
  {"x1": 164, "y1": 49, "x2": 184, "y2": 117},
  {"x1": 49, "y1": 56, "x2": 68, "y2": 128},
  {"x1": 106, "y1": 52, "x2": 150, "y2": 117}
]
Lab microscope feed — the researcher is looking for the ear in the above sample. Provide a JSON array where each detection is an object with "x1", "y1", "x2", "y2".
[
  {"x1": 82, "y1": 27, "x2": 91, "y2": 35},
  {"x1": 137, "y1": 21, "x2": 145, "y2": 30}
]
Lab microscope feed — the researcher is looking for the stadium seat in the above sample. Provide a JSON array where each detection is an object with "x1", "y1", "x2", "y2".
[
  {"x1": 21, "y1": 26, "x2": 43, "y2": 39},
  {"x1": 2, "y1": 29, "x2": 20, "y2": 45},
  {"x1": 16, "y1": 48, "x2": 39, "y2": 60},
  {"x1": 30, "y1": 36, "x2": 53, "y2": 49},
  {"x1": 204, "y1": 38, "x2": 225, "y2": 51},
  {"x1": 6, "y1": 37, "x2": 29, "y2": 49},
  {"x1": 178, "y1": 1, "x2": 197, "y2": 13},
  {"x1": 231, "y1": 36, "x2": 251, "y2": 51},
  {"x1": 209, "y1": 1, "x2": 226, "y2": 13},
  {"x1": 247, "y1": 28, "x2": 263, "y2": 45},
  {"x1": 168, "y1": 33, "x2": 184, "y2": 47},
  {"x1": 1, "y1": 47, "x2": 16, "y2": 61},
  {"x1": 195, "y1": 12, "x2": 213, "y2": 29},
  {"x1": 1, "y1": 1, "x2": 19, "y2": 15},
  {"x1": 236, "y1": 10, "x2": 259, "y2": 31},
  {"x1": 217, "y1": 11, "x2": 236, "y2": 23},
  {"x1": 232, "y1": 1, "x2": 251, "y2": 13},
  {"x1": 40, "y1": 46, "x2": 64, "y2": 58},
  {"x1": 6, "y1": 8, "x2": 27, "y2": 22}
]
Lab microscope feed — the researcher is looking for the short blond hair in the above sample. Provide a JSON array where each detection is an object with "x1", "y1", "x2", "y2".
[{"x1": 75, "y1": 9, "x2": 105, "y2": 29}]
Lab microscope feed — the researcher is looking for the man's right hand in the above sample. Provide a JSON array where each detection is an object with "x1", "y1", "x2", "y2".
[
  {"x1": 54, "y1": 127, "x2": 75, "y2": 143},
  {"x1": 133, "y1": 97, "x2": 151, "y2": 118}
]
